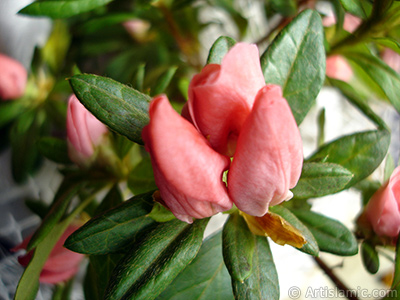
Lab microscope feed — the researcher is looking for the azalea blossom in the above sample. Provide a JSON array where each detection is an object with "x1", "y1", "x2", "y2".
[
  {"x1": 0, "y1": 53, "x2": 27, "y2": 100},
  {"x1": 13, "y1": 225, "x2": 84, "y2": 284},
  {"x1": 365, "y1": 166, "x2": 400, "y2": 238},
  {"x1": 143, "y1": 43, "x2": 303, "y2": 222}
]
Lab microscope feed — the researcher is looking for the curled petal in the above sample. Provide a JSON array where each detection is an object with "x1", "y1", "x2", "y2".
[
  {"x1": 0, "y1": 54, "x2": 27, "y2": 100},
  {"x1": 188, "y1": 43, "x2": 265, "y2": 156},
  {"x1": 142, "y1": 95, "x2": 233, "y2": 223},
  {"x1": 365, "y1": 166, "x2": 400, "y2": 238},
  {"x1": 228, "y1": 85, "x2": 303, "y2": 216}
]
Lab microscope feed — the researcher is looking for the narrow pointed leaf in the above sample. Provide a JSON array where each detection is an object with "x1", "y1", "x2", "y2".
[
  {"x1": 269, "y1": 206, "x2": 319, "y2": 256},
  {"x1": 207, "y1": 36, "x2": 237, "y2": 64},
  {"x1": 152, "y1": 66, "x2": 178, "y2": 96},
  {"x1": 339, "y1": 0, "x2": 372, "y2": 18},
  {"x1": 104, "y1": 218, "x2": 209, "y2": 300},
  {"x1": 69, "y1": 74, "x2": 151, "y2": 145},
  {"x1": 384, "y1": 235, "x2": 400, "y2": 299},
  {"x1": 37, "y1": 137, "x2": 71, "y2": 165},
  {"x1": 292, "y1": 210, "x2": 358, "y2": 256},
  {"x1": 223, "y1": 212, "x2": 255, "y2": 282},
  {"x1": 308, "y1": 130, "x2": 390, "y2": 187},
  {"x1": 361, "y1": 241, "x2": 379, "y2": 274},
  {"x1": 232, "y1": 236, "x2": 279, "y2": 300},
  {"x1": 345, "y1": 52, "x2": 400, "y2": 114},
  {"x1": 292, "y1": 162, "x2": 353, "y2": 199},
  {"x1": 157, "y1": 231, "x2": 234, "y2": 300},
  {"x1": 261, "y1": 9, "x2": 325, "y2": 125},
  {"x1": 19, "y1": 0, "x2": 114, "y2": 19},
  {"x1": 27, "y1": 181, "x2": 85, "y2": 251},
  {"x1": 64, "y1": 191, "x2": 156, "y2": 254}
]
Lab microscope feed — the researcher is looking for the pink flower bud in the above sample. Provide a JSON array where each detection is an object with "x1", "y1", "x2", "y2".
[
  {"x1": 188, "y1": 43, "x2": 266, "y2": 156},
  {"x1": 67, "y1": 94, "x2": 108, "y2": 165},
  {"x1": 123, "y1": 19, "x2": 151, "y2": 42},
  {"x1": 0, "y1": 53, "x2": 27, "y2": 100},
  {"x1": 365, "y1": 166, "x2": 400, "y2": 238},
  {"x1": 142, "y1": 95, "x2": 232, "y2": 223},
  {"x1": 13, "y1": 225, "x2": 84, "y2": 284},
  {"x1": 326, "y1": 55, "x2": 353, "y2": 82},
  {"x1": 228, "y1": 85, "x2": 303, "y2": 216},
  {"x1": 381, "y1": 48, "x2": 400, "y2": 73}
]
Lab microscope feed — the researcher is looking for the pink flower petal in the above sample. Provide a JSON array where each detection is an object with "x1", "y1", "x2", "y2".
[
  {"x1": 188, "y1": 43, "x2": 265, "y2": 156},
  {"x1": 326, "y1": 55, "x2": 353, "y2": 82},
  {"x1": 228, "y1": 85, "x2": 303, "y2": 216},
  {"x1": 142, "y1": 95, "x2": 233, "y2": 223},
  {"x1": 0, "y1": 54, "x2": 27, "y2": 100}
]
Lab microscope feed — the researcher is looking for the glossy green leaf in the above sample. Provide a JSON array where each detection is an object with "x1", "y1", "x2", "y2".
[
  {"x1": 65, "y1": 191, "x2": 156, "y2": 254},
  {"x1": 345, "y1": 52, "x2": 400, "y2": 114},
  {"x1": 292, "y1": 162, "x2": 353, "y2": 199},
  {"x1": 261, "y1": 9, "x2": 325, "y2": 125},
  {"x1": 157, "y1": 231, "x2": 234, "y2": 300},
  {"x1": 361, "y1": 241, "x2": 379, "y2": 274},
  {"x1": 127, "y1": 157, "x2": 157, "y2": 195},
  {"x1": 104, "y1": 218, "x2": 209, "y2": 300},
  {"x1": 232, "y1": 236, "x2": 279, "y2": 300},
  {"x1": 384, "y1": 155, "x2": 396, "y2": 182},
  {"x1": 292, "y1": 210, "x2": 358, "y2": 256},
  {"x1": 69, "y1": 74, "x2": 151, "y2": 145},
  {"x1": 269, "y1": 206, "x2": 319, "y2": 256},
  {"x1": 222, "y1": 212, "x2": 255, "y2": 282},
  {"x1": 339, "y1": 0, "x2": 372, "y2": 18},
  {"x1": 19, "y1": 0, "x2": 114, "y2": 19},
  {"x1": 37, "y1": 137, "x2": 71, "y2": 165},
  {"x1": 207, "y1": 36, "x2": 236, "y2": 64},
  {"x1": 27, "y1": 181, "x2": 85, "y2": 251},
  {"x1": 308, "y1": 130, "x2": 390, "y2": 187},
  {"x1": 270, "y1": 0, "x2": 297, "y2": 16},
  {"x1": 84, "y1": 254, "x2": 123, "y2": 300}
]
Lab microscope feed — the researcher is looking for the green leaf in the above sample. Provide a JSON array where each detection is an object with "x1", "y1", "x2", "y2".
[
  {"x1": 14, "y1": 189, "x2": 95, "y2": 300},
  {"x1": 84, "y1": 254, "x2": 123, "y2": 300},
  {"x1": 269, "y1": 0, "x2": 297, "y2": 16},
  {"x1": 232, "y1": 236, "x2": 279, "y2": 300},
  {"x1": 292, "y1": 162, "x2": 353, "y2": 199},
  {"x1": 127, "y1": 157, "x2": 158, "y2": 195},
  {"x1": 27, "y1": 180, "x2": 85, "y2": 250},
  {"x1": 19, "y1": 0, "x2": 114, "y2": 19},
  {"x1": 65, "y1": 191, "x2": 156, "y2": 254},
  {"x1": 37, "y1": 137, "x2": 71, "y2": 165},
  {"x1": 384, "y1": 234, "x2": 400, "y2": 299},
  {"x1": 384, "y1": 154, "x2": 395, "y2": 182},
  {"x1": 329, "y1": 78, "x2": 389, "y2": 130},
  {"x1": 157, "y1": 231, "x2": 234, "y2": 300},
  {"x1": 344, "y1": 52, "x2": 400, "y2": 114},
  {"x1": 104, "y1": 218, "x2": 209, "y2": 300},
  {"x1": 207, "y1": 36, "x2": 237, "y2": 64},
  {"x1": 261, "y1": 9, "x2": 325, "y2": 125},
  {"x1": 94, "y1": 184, "x2": 124, "y2": 215},
  {"x1": 222, "y1": 212, "x2": 255, "y2": 282},
  {"x1": 339, "y1": 0, "x2": 372, "y2": 18},
  {"x1": 148, "y1": 201, "x2": 176, "y2": 222},
  {"x1": 308, "y1": 130, "x2": 390, "y2": 187},
  {"x1": 269, "y1": 206, "x2": 319, "y2": 256},
  {"x1": 69, "y1": 74, "x2": 151, "y2": 145},
  {"x1": 152, "y1": 66, "x2": 178, "y2": 96},
  {"x1": 0, "y1": 101, "x2": 25, "y2": 128},
  {"x1": 292, "y1": 210, "x2": 358, "y2": 256},
  {"x1": 361, "y1": 241, "x2": 380, "y2": 274}
]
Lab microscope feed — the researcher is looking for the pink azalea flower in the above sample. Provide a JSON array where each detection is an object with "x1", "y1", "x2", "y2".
[
  {"x1": 0, "y1": 53, "x2": 27, "y2": 100},
  {"x1": 322, "y1": 13, "x2": 361, "y2": 33},
  {"x1": 188, "y1": 43, "x2": 266, "y2": 156},
  {"x1": 326, "y1": 55, "x2": 353, "y2": 82},
  {"x1": 13, "y1": 225, "x2": 84, "y2": 284},
  {"x1": 67, "y1": 94, "x2": 108, "y2": 166},
  {"x1": 143, "y1": 43, "x2": 303, "y2": 222},
  {"x1": 142, "y1": 95, "x2": 232, "y2": 223},
  {"x1": 228, "y1": 85, "x2": 303, "y2": 216},
  {"x1": 365, "y1": 166, "x2": 400, "y2": 238}
]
